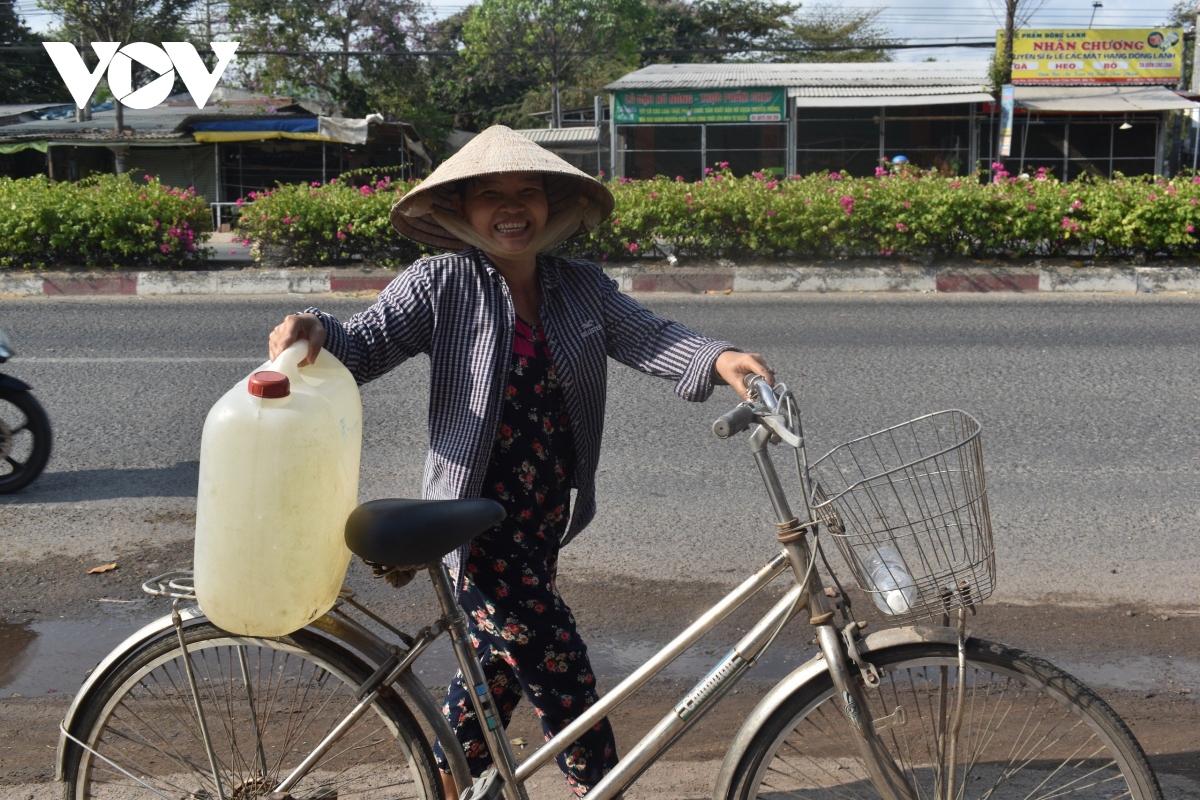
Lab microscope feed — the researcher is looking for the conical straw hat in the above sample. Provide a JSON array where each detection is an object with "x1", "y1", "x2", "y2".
[{"x1": 391, "y1": 125, "x2": 614, "y2": 251}]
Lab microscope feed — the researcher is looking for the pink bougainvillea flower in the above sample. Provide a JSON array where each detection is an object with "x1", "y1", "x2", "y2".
[
  {"x1": 360, "y1": 185, "x2": 374, "y2": 195},
  {"x1": 675, "y1": 175, "x2": 684, "y2": 181},
  {"x1": 827, "y1": 172, "x2": 842, "y2": 180},
  {"x1": 950, "y1": 182, "x2": 962, "y2": 189},
  {"x1": 143, "y1": 174, "x2": 152, "y2": 181},
  {"x1": 765, "y1": 210, "x2": 777, "y2": 217},
  {"x1": 895, "y1": 222, "x2": 909, "y2": 232},
  {"x1": 1189, "y1": 225, "x2": 1195, "y2": 233},
  {"x1": 1070, "y1": 199, "x2": 1083, "y2": 210},
  {"x1": 879, "y1": 248, "x2": 894, "y2": 256},
  {"x1": 1027, "y1": 204, "x2": 1037, "y2": 211},
  {"x1": 628, "y1": 242, "x2": 639, "y2": 252},
  {"x1": 160, "y1": 244, "x2": 169, "y2": 253},
  {"x1": 648, "y1": 192, "x2": 659, "y2": 199},
  {"x1": 875, "y1": 166, "x2": 888, "y2": 177},
  {"x1": 1149, "y1": 193, "x2": 1157, "y2": 200},
  {"x1": 311, "y1": 181, "x2": 321, "y2": 187}
]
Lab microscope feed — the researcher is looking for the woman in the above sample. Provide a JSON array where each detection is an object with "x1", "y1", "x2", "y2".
[{"x1": 269, "y1": 125, "x2": 773, "y2": 798}]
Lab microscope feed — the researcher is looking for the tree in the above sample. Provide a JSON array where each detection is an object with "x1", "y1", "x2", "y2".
[
  {"x1": 226, "y1": 0, "x2": 445, "y2": 134},
  {"x1": 640, "y1": 1, "x2": 894, "y2": 64},
  {"x1": 781, "y1": 5, "x2": 893, "y2": 63},
  {"x1": 0, "y1": 2, "x2": 65, "y2": 103},
  {"x1": 38, "y1": 0, "x2": 199, "y2": 135},
  {"x1": 459, "y1": 0, "x2": 648, "y2": 128}
]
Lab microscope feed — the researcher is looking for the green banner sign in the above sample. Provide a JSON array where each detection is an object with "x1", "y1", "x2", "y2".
[{"x1": 614, "y1": 87, "x2": 785, "y2": 124}]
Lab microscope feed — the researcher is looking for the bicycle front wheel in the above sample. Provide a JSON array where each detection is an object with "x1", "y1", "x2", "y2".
[
  {"x1": 726, "y1": 638, "x2": 1162, "y2": 799},
  {"x1": 62, "y1": 621, "x2": 443, "y2": 800}
]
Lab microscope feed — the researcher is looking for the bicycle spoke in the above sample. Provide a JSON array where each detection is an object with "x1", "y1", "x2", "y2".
[
  {"x1": 745, "y1": 650, "x2": 1149, "y2": 799},
  {"x1": 72, "y1": 636, "x2": 428, "y2": 800}
]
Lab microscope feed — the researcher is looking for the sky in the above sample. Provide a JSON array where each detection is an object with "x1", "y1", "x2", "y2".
[{"x1": 15, "y1": 0, "x2": 1186, "y2": 63}]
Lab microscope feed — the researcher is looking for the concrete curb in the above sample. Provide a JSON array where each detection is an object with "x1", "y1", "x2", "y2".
[{"x1": 3, "y1": 265, "x2": 1200, "y2": 297}]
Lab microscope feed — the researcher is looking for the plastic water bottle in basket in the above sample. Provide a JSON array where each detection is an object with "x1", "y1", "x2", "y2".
[
  {"x1": 810, "y1": 409, "x2": 995, "y2": 623},
  {"x1": 861, "y1": 544, "x2": 918, "y2": 616}
]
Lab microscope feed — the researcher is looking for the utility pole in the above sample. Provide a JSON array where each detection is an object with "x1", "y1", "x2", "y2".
[{"x1": 1001, "y1": 0, "x2": 1017, "y2": 85}]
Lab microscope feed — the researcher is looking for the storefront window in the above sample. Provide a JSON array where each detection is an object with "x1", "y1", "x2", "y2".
[
  {"x1": 617, "y1": 123, "x2": 787, "y2": 180},
  {"x1": 796, "y1": 108, "x2": 877, "y2": 176},
  {"x1": 1010, "y1": 115, "x2": 1159, "y2": 179},
  {"x1": 881, "y1": 105, "x2": 974, "y2": 175}
]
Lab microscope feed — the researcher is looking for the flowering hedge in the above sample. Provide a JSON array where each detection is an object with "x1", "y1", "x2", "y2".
[
  {"x1": 232, "y1": 171, "x2": 427, "y2": 267},
  {"x1": 560, "y1": 164, "x2": 1200, "y2": 262},
  {"x1": 238, "y1": 164, "x2": 1200, "y2": 267},
  {"x1": 0, "y1": 174, "x2": 211, "y2": 269}
]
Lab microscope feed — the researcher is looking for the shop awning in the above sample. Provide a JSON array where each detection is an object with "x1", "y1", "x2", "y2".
[
  {"x1": 1014, "y1": 86, "x2": 1198, "y2": 112},
  {"x1": 794, "y1": 92, "x2": 993, "y2": 108}
]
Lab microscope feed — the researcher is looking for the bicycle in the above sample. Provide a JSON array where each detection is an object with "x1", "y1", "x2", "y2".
[{"x1": 56, "y1": 375, "x2": 1163, "y2": 800}]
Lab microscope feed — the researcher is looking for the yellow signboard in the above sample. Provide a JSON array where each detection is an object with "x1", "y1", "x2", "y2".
[{"x1": 997, "y1": 28, "x2": 1184, "y2": 85}]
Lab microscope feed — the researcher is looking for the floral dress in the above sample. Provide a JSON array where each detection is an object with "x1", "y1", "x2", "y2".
[{"x1": 432, "y1": 317, "x2": 619, "y2": 796}]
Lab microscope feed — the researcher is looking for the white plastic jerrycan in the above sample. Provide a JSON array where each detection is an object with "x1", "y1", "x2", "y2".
[{"x1": 193, "y1": 340, "x2": 363, "y2": 636}]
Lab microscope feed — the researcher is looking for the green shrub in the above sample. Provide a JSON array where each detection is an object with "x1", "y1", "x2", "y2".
[
  {"x1": 559, "y1": 165, "x2": 1200, "y2": 262},
  {"x1": 0, "y1": 173, "x2": 212, "y2": 269},
  {"x1": 232, "y1": 170, "x2": 429, "y2": 268}
]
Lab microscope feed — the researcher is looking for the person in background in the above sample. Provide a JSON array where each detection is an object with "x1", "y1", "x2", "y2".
[{"x1": 268, "y1": 125, "x2": 773, "y2": 798}]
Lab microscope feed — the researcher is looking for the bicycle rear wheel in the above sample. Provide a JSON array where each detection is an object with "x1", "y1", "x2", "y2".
[
  {"x1": 62, "y1": 622, "x2": 442, "y2": 800},
  {"x1": 725, "y1": 638, "x2": 1162, "y2": 799}
]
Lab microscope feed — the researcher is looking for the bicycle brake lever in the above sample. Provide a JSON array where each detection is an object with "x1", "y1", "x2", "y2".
[{"x1": 759, "y1": 413, "x2": 802, "y2": 448}]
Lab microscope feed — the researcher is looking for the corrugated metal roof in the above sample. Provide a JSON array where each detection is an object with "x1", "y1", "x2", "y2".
[
  {"x1": 0, "y1": 105, "x2": 315, "y2": 140},
  {"x1": 516, "y1": 127, "x2": 598, "y2": 144},
  {"x1": 0, "y1": 102, "x2": 73, "y2": 118},
  {"x1": 606, "y1": 62, "x2": 990, "y2": 91},
  {"x1": 1014, "y1": 86, "x2": 1198, "y2": 112}
]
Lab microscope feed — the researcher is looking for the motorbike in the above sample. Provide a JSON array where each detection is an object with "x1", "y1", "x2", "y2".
[{"x1": 0, "y1": 329, "x2": 52, "y2": 493}]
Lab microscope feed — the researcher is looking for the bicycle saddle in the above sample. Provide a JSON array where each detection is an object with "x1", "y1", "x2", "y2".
[{"x1": 344, "y1": 498, "x2": 506, "y2": 567}]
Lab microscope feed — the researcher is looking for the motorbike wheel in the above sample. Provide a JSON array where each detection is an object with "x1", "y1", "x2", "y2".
[{"x1": 0, "y1": 387, "x2": 52, "y2": 493}]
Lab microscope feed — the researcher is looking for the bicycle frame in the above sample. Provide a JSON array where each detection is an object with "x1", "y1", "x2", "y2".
[{"x1": 263, "y1": 379, "x2": 920, "y2": 800}]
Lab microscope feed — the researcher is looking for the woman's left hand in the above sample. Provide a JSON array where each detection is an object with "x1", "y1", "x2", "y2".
[{"x1": 713, "y1": 351, "x2": 775, "y2": 400}]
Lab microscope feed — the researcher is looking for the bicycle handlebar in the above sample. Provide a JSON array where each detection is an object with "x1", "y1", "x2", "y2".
[{"x1": 712, "y1": 404, "x2": 755, "y2": 439}]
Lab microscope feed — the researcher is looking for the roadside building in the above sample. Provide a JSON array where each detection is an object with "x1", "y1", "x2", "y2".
[
  {"x1": 1000, "y1": 28, "x2": 1196, "y2": 179},
  {"x1": 604, "y1": 62, "x2": 994, "y2": 180},
  {"x1": 605, "y1": 51, "x2": 1198, "y2": 180},
  {"x1": 0, "y1": 90, "x2": 430, "y2": 228}
]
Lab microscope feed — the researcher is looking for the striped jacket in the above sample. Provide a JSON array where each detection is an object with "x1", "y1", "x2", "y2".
[{"x1": 307, "y1": 247, "x2": 736, "y2": 573}]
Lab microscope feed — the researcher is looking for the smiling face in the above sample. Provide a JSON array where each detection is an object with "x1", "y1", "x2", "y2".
[{"x1": 453, "y1": 172, "x2": 549, "y2": 256}]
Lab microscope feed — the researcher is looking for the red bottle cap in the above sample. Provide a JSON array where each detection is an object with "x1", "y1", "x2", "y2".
[{"x1": 248, "y1": 371, "x2": 290, "y2": 398}]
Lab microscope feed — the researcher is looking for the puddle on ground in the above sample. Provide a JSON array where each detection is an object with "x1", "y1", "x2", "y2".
[
  {"x1": 0, "y1": 616, "x2": 156, "y2": 697},
  {"x1": 3, "y1": 615, "x2": 1197, "y2": 700}
]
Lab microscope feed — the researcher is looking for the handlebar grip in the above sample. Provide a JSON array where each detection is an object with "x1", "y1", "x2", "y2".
[{"x1": 713, "y1": 404, "x2": 755, "y2": 439}]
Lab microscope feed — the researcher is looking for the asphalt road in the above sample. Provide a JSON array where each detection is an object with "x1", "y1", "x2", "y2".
[
  {"x1": 2, "y1": 292, "x2": 1198, "y2": 608},
  {"x1": 2, "y1": 291, "x2": 1199, "y2": 795}
]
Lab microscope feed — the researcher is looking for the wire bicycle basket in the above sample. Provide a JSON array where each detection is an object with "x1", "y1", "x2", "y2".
[{"x1": 809, "y1": 410, "x2": 994, "y2": 625}]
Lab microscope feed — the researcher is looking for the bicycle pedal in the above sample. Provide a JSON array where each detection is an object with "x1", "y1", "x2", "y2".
[{"x1": 459, "y1": 769, "x2": 503, "y2": 800}]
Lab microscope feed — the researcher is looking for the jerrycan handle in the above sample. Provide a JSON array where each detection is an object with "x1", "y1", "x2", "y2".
[{"x1": 271, "y1": 339, "x2": 312, "y2": 382}]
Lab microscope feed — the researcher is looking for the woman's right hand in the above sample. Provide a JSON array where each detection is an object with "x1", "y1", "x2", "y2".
[{"x1": 269, "y1": 313, "x2": 326, "y2": 366}]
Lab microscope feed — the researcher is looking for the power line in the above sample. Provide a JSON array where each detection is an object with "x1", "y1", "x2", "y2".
[{"x1": 1, "y1": 39, "x2": 1002, "y2": 57}]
